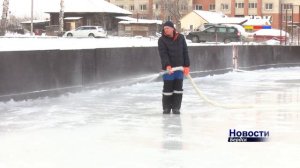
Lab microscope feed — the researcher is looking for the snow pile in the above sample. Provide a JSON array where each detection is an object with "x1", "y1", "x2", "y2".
[{"x1": 254, "y1": 29, "x2": 289, "y2": 37}]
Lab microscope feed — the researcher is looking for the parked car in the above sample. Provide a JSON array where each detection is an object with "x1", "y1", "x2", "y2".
[
  {"x1": 223, "y1": 24, "x2": 255, "y2": 41},
  {"x1": 63, "y1": 26, "x2": 107, "y2": 38},
  {"x1": 186, "y1": 25, "x2": 241, "y2": 43}
]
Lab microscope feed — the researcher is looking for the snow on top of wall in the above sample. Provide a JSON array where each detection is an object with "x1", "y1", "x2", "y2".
[{"x1": 0, "y1": 35, "x2": 286, "y2": 52}]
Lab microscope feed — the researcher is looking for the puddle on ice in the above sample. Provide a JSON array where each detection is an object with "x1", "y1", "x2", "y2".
[{"x1": 0, "y1": 67, "x2": 300, "y2": 168}]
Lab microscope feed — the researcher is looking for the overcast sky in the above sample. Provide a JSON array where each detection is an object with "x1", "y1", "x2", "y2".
[{"x1": 1, "y1": 0, "x2": 59, "y2": 19}]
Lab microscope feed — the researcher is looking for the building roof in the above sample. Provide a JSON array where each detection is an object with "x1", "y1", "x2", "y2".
[
  {"x1": 21, "y1": 20, "x2": 49, "y2": 24},
  {"x1": 193, "y1": 10, "x2": 247, "y2": 24},
  {"x1": 45, "y1": 0, "x2": 131, "y2": 15},
  {"x1": 64, "y1": 17, "x2": 82, "y2": 20},
  {"x1": 193, "y1": 10, "x2": 226, "y2": 22}
]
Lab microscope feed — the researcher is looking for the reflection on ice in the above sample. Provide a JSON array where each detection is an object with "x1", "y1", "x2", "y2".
[
  {"x1": 0, "y1": 67, "x2": 300, "y2": 168},
  {"x1": 162, "y1": 115, "x2": 183, "y2": 150}
]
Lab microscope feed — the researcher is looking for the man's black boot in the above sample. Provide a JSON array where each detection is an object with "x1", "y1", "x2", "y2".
[
  {"x1": 172, "y1": 93, "x2": 182, "y2": 114},
  {"x1": 162, "y1": 95, "x2": 172, "y2": 114},
  {"x1": 163, "y1": 109, "x2": 171, "y2": 114},
  {"x1": 172, "y1": 109, "x2": 180, "y2": 114}
]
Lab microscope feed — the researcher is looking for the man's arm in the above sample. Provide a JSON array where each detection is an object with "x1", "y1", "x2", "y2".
[
  {"x1": 182, "y1": 35, "x2": 190, "y2": 67},
  {"x1": 158, "y1": 38, "x2": 170, "y2": 70}
]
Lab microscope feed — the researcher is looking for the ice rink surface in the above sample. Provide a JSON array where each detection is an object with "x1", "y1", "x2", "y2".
[{"x1": 0, "y1": 67, "x2": 300, "y2": 168}]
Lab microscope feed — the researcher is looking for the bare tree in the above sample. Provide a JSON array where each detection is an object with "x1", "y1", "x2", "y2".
[
  {"x1": 58, "y1": 0, "x2": 64, "y2": 36},
  {"x1": 0, "y1": 0, "x2": 9, "y2": 36},
  {"x1": 161, "y1": 0, "x2": 189, "y2": 30}
]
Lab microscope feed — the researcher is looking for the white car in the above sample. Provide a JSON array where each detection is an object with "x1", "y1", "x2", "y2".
[{"x1": 64, "y1": 26, "x2": 107, "y2": 38}]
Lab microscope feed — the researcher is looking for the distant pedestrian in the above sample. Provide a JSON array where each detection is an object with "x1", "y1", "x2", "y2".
[{"x1": 158, "y1": 21, "x2": 190, "y2": 114}]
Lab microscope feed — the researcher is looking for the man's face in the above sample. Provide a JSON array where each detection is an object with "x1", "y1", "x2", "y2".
[{"x1": 164, "y1": 26, "x2": 174, "y2": 37}]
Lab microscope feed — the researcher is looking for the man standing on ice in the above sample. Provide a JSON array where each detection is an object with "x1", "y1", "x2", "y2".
[{"x1": 158, "y1": 21, "x2": 190, "y2": 114}]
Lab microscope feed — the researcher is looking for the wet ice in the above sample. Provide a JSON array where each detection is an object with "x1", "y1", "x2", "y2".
[{"x1": 0, "y1": 67, "x2": 300, "y2": 168}]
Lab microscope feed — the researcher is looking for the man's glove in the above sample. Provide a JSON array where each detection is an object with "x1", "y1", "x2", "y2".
[
  {"x1": 183, "y1": 67, "x2": 190, "y2": 76},
  {"x1": 166, "y1": 65, "x2": 173, "y2": 74}
]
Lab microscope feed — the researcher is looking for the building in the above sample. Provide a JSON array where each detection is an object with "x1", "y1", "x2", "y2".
[
  {"x1": 117, "y1": 16, "x2": 162, "y2": 36},
  {"x1": 20, "y1": 20, "x2": 50, "y2": 35},
  {"x1": 108, "y1": 0, "x2": 151, "y2": 19},
  {"x1": 45, "y1": 0, "x2": 131, "y2": 35},
  {"x1": 107, "y1": 0, "x2": 300, "y2": 30},
  {"x1": 180, "y1": 10, "x2": 247, "y2": 31},
  {"x1": 107, "y1": 0, "x2": 193, "y2": 28},
  {"x1": 215, "y1": 0, "x2": 300, "y2": 29},
  {"x1": 192, "y1": 0, "x2": 216, "y2": 11}
]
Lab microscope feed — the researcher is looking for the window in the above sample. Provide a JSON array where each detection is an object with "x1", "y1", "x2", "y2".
[
  {"x1": 217, "y1": 27, "x2": 227, "y2": 33},
  {"x1": 206, "y1": 27, "x2": 215, "y2": 33},
  {"x1": 195, "y1": 4, "x2": 202, "y2": 10},
  {"x1": 235, "y1": 3, "x2": 244, "y2": 8},
  {"x1": 265, "y1": 3, "x2": 273, "y2": 10},
  {"x1": 248, "y1": 2, "x2": 257, "y2": 8},
  {"x1": 140, "y1": 4, "x2": 147, "y2": 11},
  {"x1": 283, "y1": 3, "x2": 293, "y2": 10},
  {"x1": 130, "y1": 5, "x2": 134, "y2": 11},
  {"x1": 209, "y1": 4, "x2": 215, "y2": 10},
  {"x1": 284, "y1": 15, "x2": 292, "y2": 22},
  {"x1": 76, "y1": 27, "x2": 84, "y2": 31},
  {"x1": 228, "y1": 28, "x2": 236, "y2": 33},
  {"x1": 221, "y1": 4, "x2": 229, "y2": 10}
]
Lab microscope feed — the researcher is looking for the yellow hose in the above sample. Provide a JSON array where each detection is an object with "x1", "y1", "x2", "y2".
[
  {"x1": 160, "y1": 67, "x2": 299, "y2": 109},
  {"x1": 186, "y1": 74, "x2": 253, "y2": 109},
  {"x1": 186, "y1": 74, "x2": 300, "y2": 110}
]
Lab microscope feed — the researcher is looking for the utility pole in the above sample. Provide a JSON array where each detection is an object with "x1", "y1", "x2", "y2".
[
  {"x1": 59, "y1": 0, "x2": 64, "y2": 36},
  {"x1": 280, "y1": 3, "x2": 282, "y2": 45},
  {"x1": 0, "y1": 0, "x2": 9, "y2": 36},
  {"x1": 31, "y1": 0, "x2": 33, "y2": 35}
]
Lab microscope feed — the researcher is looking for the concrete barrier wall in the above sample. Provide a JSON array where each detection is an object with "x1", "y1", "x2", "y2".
[
  {"x1": 0, "y1": 50, "x2": 82, "y2": 95},
  {"x1": 237, "y1": 46, "x2": 300, "y2": 69},
  {"x1": 0, "y1": 45, "x2": 300, "y2": 101},
  {"x1": 189, "y1": 46, "x2": 233, "y2": 74}
]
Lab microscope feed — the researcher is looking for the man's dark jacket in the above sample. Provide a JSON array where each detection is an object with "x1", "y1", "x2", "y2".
[{"x1": 158, "y1": 33, "x2": 190, "y2": 70}]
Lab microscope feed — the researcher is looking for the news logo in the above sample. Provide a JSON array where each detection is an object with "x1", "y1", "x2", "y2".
[{"x1": 228, "y1": 129, "x2": 269, "y2": 142}]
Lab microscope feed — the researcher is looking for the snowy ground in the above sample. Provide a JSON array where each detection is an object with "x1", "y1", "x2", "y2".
[{"x1": 0, "y1": 67, "x2": 300, "y2": 168}]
